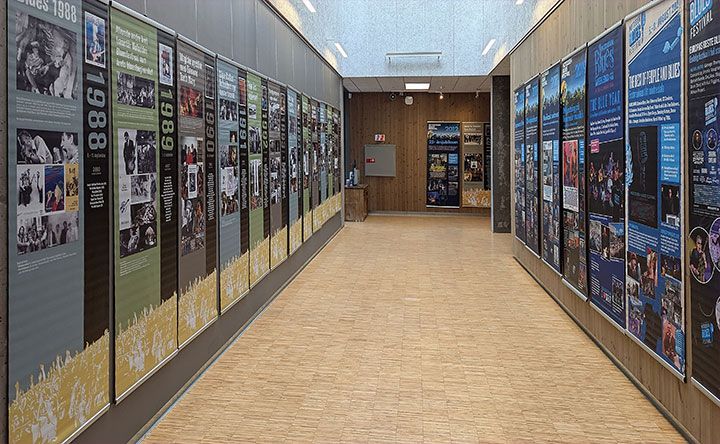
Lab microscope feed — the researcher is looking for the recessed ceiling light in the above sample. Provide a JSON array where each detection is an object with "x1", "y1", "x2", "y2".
[
  {"x1": 302, "y1": 0, "x2": 316, "y2": 13},
  {"x1": 482, "y1": 39, "x2": 496, "y2": 56},
  {"x1": 335, "y1": 42, "x2": 348, "y2": 58},
  {"x1": 515, "y1": 0, "x2": 524, "y2": 4},
  {"x1": 405, "y1": 82, "x2": 430, "y2": 90}
]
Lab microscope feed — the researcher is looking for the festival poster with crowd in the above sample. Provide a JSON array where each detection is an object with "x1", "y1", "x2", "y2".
[
  {"x1": 302, "y1": 94, "x2": 313, "y2": 240},
  {"x1": 525, "y1": 77, "x2": 541, "y2": 255},
  {"x1": 687, "y1": 0, "x2": 720, "y2": 397},
  {"x1": 427, "y1": 122, "x2": 461, "y2": 208},
  {"x1": 217, "y1": 57, "x2": 248, "y2": 312},
  {"x1": 176, "y1": 39, "x2": 217, "y2": 346},
  {"x1": 540, "y1": 63, "x2": 562, "y2": 273},
  {"x1": 8, "y1": 0, "x2": 111, "y2": 440},
  {"x1": 514, "y1": 87, "x2": 526, "y2": 243},
  {"x1": 248, "y1": 72, "x2": 269, "y2": 285},
  {"x1": 288, "y1": 88, "x2": 303, "y2": 253},
  {"x1": 269, "y1": 81, "x2": 288, "y2": 268},
  {"x1": 112, "y1": 5, "x2": 178, "y2": 399},
  {"x1": 587, "y1": 24, "x2": 627, "y2": 329},
  {"x1": 626, "y1": 0, "x2": 685, "y2": 376},
  {"x1": 462, "y1": 122, "x2": 490, "y2": 207},
  {"x1": 561, "y1": 47, "x2": 588, "y2": 298}
]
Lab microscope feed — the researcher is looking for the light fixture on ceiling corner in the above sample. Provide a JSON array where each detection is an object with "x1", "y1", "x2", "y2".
[
  {"x1": 335, "y1": 42, "x2": 348, "y2": 58},
  {"x1": 439, "y1": 88, "x2": 444, "y2": 100},
  {"x1": 405, "y1": 82, "x2": 430, "y2": 90},
  {"x1": 482, "y1": 39, "x2": 496, "y2": 56},
  {"x1": 302, "y1": 0, "x2": 316, "y2": 13},
  {"x1": 515, "y1": 0, "x2": 524, "y2": 4}
]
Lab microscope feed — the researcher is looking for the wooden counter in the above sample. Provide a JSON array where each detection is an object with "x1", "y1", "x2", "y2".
[{"x1": 344, "y1": 185, "x2": 368, "y2": 222}]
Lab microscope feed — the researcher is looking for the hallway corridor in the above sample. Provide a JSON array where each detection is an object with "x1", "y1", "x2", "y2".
[{"x1": 143, "y1": 216, "x2": 683, "y2": 443}]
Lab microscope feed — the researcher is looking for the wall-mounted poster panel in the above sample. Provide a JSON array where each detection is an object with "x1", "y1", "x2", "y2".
[
  {"x1": 541, "y1": 63, "x2": 562, "y2": 273},
  {"x1": 525, "y1": 78, "x2": 541, "y2": 255},
  {"x1": 587, "y1": 24, "x2": 626, "y2": 329},
  {"x1": 625, "y1": 0, "x2": 685, "y2": 376},
  {"x1": 310, "y1": 99, "x2": 320, "y2": 219},
  {"x1": 288, "y1": 89, "x2": 303, "y2": 254},
  {"x1": 462, "y1": 122, "x2": 490, "y2": 208},
  {"x1": 514, "y1": 87, "x2": 526, "y2": 242},
  {"x1": 484, "y1": 122, "x2": 491, "y2": 191},
  {"x1": 269, "y1": 81, "x2": 288, "y2": 268},
  {"x1": 248, "y1": 73, "x2": 270, "y2": 285},
  {"x1": 688, "y1": 0, "x2": 720, "y2": 403},
  {"x1": 561, "y1": 47, "x2": 588, "y2": 298},
  {"x1": 320, "y1": 103, "x2": 329, "y2": 205},
  {"x1": 302, "y1": 95, "x2": 313, "y2": 240},
  {"x1": 333, "y1": 107, "x2": 342, "y2": 197},
  {"x1": 112, "y1": 4, "x2": 178, "y2": 399},
  {"x1": 8, "y1": 0, "x2": 111, "y2": 440},
  {"x1": 177, "y1": 38, "x2": 217, "y2": 346},
  {"x1": 427, "y1": 122, "x2": 461, "y2": 208},
  {"x1": 217, "y1": 57, "x2": 249, "y2": 312}
]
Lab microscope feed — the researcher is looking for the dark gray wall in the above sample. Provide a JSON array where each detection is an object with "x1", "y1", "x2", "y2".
[
  {"x1": 123, "y1": 0, "x2": 343, "y2": 108},
  {"x1": 491, "y1": 75, "x2": 511, "y2": 233}
]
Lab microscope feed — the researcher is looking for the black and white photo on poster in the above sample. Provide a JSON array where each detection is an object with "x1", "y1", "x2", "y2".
[
  {"x1": 221, "y1": 166, "x2": 239, "y2": 216},
  {"x1": 159, "y1": 43, "x2": 173, "y2": 86},
  {"x1": 117, "y1": 72, "x2": 155, "y2": 108},
  {"x1": 15, "y1": 12, "x2": 78, "y2": 99},
  {"x1": 119, "y1": 202, "x2": 157, "y2": 258},
  {"x1": 130, "y1": 173, "x2": 157, "y2": 204},
  {"x1": 17, "y1": 129, "x2": 79, "y2": 165},
  {"x1": 17, "y1": 164, "x2": 44, "y2": 217},
  {"x1": 250, "y1": 158, "x2": 262, "y2": 210},
  {"x1": 220, "y1": 98, "x2": 238, "y2": 121},
  {"x1": 289, "y1": 148, "x2": 299, "y2": 194},
  {"x1": 180, "y1": 136, "x2": 205, "y2": 256},
  {"x1": 16, "y1": 212, "x2": 80, "y2": 255},
  {"x1": 84, "y1": 11, "x2": 105, "y2": 68},
  {"x1": 118, "y1": 129, "x2": 156, "y2": 176},
  {"x1": 270, "y1": 154, "x2": 281, "y2": 205}
]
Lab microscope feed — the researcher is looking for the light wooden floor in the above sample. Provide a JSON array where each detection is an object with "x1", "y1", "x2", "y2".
[{"x1": 143, "y1": 215, "x2": 684, "y2": 443}]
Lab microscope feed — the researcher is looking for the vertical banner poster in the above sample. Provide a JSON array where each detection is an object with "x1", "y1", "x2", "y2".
[
  {"x1": 484, "y1": 122, "x2": 492, "y2": 190},
  {"x1": 514, "y1": 87, "x2": 526, "y2": 242},
  {"x1": 269, "y1": 81, "x2": 288, "y2": 268},
  {"x1": 561, "y1": 47, "x2": 588, "y2": 298},
  {"x1": 588, "y1": 24, "x2": 627, "y2": 328},
  {"x1": 8, "y1": 0, "x2": 111, "y2": 440},
  {"x1": 311, "y1": 98, "x2": 320, "y2": 223},
  {"x1": 626, "y1": 0, "x2": 685, "y2": 375},
  {"x1": 525, "y1": 78, "x2": 541, "y2": 255},
  {"x1": 320, "y1": 103, "x2": 328, "y2": 205},
  {"x1": 426, "y1": 122, "x2": 461, "y2": 208},
  {"x1": 238, "y1": 69, "x2": 250, "y2": 294},
  {"x1": 541, "y1": 63, "x2": 562, "y2": 273},
  {"x1": 177, "y1": 39, "x2": 218, "y2": 346},
  {"x1": 688, "y1": 0, "x2": 720, "y2": 401},
  {"x1": 288, "y1": 89, "x2": 303, "y2": 253},
  {"x1": 247, "y1": 73, "x2": 270, "y2": 285},
  {"x1": 217, "y1": 57, "x2": 248, "y2": 312},
  {"x1": 302, "y1": 95, "x2": 313, "y2": 240},
  {"x1": 461, "y1": 122, "x2": 490, "y2": 207},
  {"x1": 112, "y1": 5, "x2": 178, "y2": 398},
  {"x1": 325, "y1": 104, "x2": 333, "y2": 205}
]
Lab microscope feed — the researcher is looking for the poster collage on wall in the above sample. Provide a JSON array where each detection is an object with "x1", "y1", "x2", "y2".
[
  {"x1": 513, "y1": 0, "x2": 717, "y2": 392},
  {"x1": 6, "y1": 1, "x2": 343, "y2": 442}
]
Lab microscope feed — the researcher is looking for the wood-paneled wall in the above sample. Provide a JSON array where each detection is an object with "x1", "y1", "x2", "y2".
[
  {"x1": 509, "y1": 1, "x2": 720, "y2": 443},
  {"x1": 347, "y1": 92, "x2": 490, "y2": 213}
]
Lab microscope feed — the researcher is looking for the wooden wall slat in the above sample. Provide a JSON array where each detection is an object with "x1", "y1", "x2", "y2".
[{"x1": 347, "y1": 92, "x2": 490, "y2": 213}]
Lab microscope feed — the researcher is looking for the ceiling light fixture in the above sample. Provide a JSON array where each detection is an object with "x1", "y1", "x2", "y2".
[
  {"x1": 439, "y1": 92, "x2": 444, "y2": 100},
  {"x1": 335, "y1": 42, "x2": 348, "y2": 58},
  {"x1": 515, "y1": 0, "x2": 524, "y2": 4},
  {"x1": 482, "y1": 39, "x2": 496, "y2": 56},
  {"x1": 405, "y1": 82, "x2": 430, "y2": 90},
  {"x1": 302, "y1": 0, "x2": 316, "y2": 13}
]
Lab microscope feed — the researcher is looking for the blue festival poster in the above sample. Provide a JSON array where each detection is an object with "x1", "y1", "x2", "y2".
[
  {"x1": 525, "y1": 78, "x2": 541, "y2": 255},
  {"x1": 514, "y1": 87, "x2": 526, "y2": 243},
  {"x1": 541, "y1": 63, "x2": 562, "y2": 272},
  {"x1": 587, "y1": 24, "x2": 627, "y2": 328},
  {"x1": 561, "y1": 47, "x2": 588, "y2": 297},
  {"x1": 687, "y1": 0, "x2": 720, "y2": 399},
  {"x1": 625, "y1": 0, "x2": 685, "y2": 376},
  {"x1": 427, "y1": 122, "x2": 461, "y2": 208}
]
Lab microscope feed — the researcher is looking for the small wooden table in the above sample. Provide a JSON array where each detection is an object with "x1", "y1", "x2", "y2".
[{"x1": 345, "y1": 184, "x2": 369, "y2": 222}]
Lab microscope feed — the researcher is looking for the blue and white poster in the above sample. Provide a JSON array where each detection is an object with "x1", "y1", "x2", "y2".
[
  {"x1": 427, "y1": 122, "x2": 461, "y2": 208},
  {"x1": 588, "y1": 24, "x2": 626, "y2": 329},
  {"x1": 561, "y1": 47, "x2": 588, "y2": 297},
  {"x1": 625, "y1": 0, "x2": 685, "y2": 376},
  {"x1": 514, "y1": 87, "x2": 526, "y2": 243},
  {"x1": 525, "y1": 78, "x2": 540, "y2": 255},
  {"x1": 541, "y1": 64, "x2": 562, "y2": 272},
  {"x1": 687, "y1": 0, "x2": 720, "y2": 399}
]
